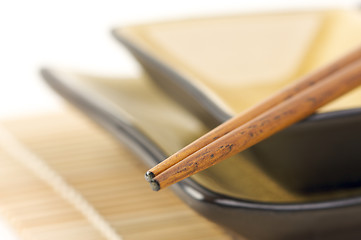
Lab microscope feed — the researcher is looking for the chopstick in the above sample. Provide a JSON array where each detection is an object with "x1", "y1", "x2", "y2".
[
  {"x1": 145, "y1": 46, "x2": 361, "y2": 183},
  {"x1": 149, "y1": 56, "x2": 361, "y2": 191}
]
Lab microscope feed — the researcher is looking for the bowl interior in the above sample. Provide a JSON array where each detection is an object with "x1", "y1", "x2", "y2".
[{"x1": 116, "y1": 9, "x2": 361, "y2": 115}]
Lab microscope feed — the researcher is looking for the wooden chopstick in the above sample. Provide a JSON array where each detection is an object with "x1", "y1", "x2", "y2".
[
  {"x1": 145, "y1": 46, "x2": 361, "y2": 183},
  {"x1": 148, "y1": 54, "x2": 361, "y2": 191}
]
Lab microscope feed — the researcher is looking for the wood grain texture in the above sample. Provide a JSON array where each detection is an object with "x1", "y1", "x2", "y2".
[
  {"x1": 0, "y1": 111, "x2": 233, "y2": 240},
  {"x1": 148, "y1": 45, "x2": 361, "y2": 179},
  {"x1": 153, "y1": 56, "x2": 361, "y2": 190}
]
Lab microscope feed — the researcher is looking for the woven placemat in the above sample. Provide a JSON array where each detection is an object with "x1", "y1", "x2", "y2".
[{"x1": 0, "y1": 111, "x2": 233, "y2": 240}]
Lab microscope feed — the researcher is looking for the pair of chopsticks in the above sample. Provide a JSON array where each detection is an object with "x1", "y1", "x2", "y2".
[{"x1": 146, "y1": 46, "x2": 361, "y2": 191}]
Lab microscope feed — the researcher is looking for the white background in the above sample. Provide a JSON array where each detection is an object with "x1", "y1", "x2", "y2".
[{"x1": 0, "y1": 0, "x2": 359, "y2": 239}]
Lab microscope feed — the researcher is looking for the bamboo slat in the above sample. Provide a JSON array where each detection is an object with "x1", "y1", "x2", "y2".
[{"x1": 0, "y1": 111, "x2": 233, "y2": 240}]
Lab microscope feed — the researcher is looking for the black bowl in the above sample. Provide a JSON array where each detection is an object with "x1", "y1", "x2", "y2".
[
  {"x1": 42, "y1": 68, "x2": 361, "y2": 240},
  {"x1": 112, "y1": 10, "x2": 361, "y2": 193}
]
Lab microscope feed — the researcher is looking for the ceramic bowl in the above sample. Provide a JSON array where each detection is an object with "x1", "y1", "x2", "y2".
[
  {"x1": 113, "y1": 9, "x2": 361, "y2": 193},
  {"x1": 42, "y1": 68, "x2": 361, "y2": 240}
]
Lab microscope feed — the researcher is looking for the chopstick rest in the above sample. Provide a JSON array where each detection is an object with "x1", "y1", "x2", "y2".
[{"x1": 148, "y1": 54, "x2": 361, "y2": 191}]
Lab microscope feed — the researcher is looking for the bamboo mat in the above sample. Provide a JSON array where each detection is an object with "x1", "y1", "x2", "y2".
[{"x1": 0, "y1": 111, "x2": 234, "y2": 240}]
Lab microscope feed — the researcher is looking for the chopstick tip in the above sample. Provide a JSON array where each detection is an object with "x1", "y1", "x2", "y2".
[
  {"x1": 150, "y1": 179, "x2": 160, "y2": 191},
  {"x1": 145, "y1": 171, "x2": 155, "y2": 182}
]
